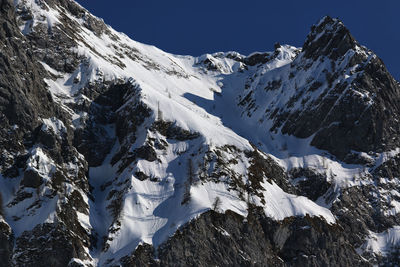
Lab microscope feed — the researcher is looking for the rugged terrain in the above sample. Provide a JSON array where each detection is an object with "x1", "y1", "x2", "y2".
[{"x1": 0, "y1": 0, "x2": 399, "y2": 266}]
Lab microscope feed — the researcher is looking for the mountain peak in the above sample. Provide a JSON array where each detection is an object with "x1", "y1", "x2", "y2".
[{"x1": 302, "y1": 16, "x2": 357, "y2": 60}]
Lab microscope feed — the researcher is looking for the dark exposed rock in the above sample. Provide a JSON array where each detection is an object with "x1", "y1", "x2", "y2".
[
  {"x1": 0, "y1": 219, "x2": 13, "y2": 267},
  {"x1": 135, "y1": 171, "x2": 150, "y2": 181},
  {"x1": 264, "y1": 79, "x2": 282, "y2": 91},
  {"x1": 0, "y1": 0, "x2": 57, "y2": 130},
  {"x1": 289, "y1": 168, "x2": 331, "y2": 201},
  {"x1": 2, "y1": 165, "x2": 19, "y2": 178},
  {"x1": 120, "y1": 244, "x2": 156, "y2": 267},
  {"x1": 246, "y1": 146, "x2": 295, "y2": 195},
  {"x1": 122, "y1": 209, "x2": 368, "y2": 267},
  {"x1": 373, "y1": 154, "x2": 400, "y2": 179},
  {"x1": 51, "y1": 169, "x2": 66, "y2": 189},
  {"x1": 200, "y1": 57, "x2": 221, "y2": 71},
  {"x1": 332, "y1": 184, "x2": 400, "y2": 248},
  {"x1": 74, "y1": 122, "x2": 115, "y2": 167},
  {"x1": 303, "y1": 16, "x2": 357, "y2": 60},
  {"x1": 74, "y1": 82, "x2": 138, "y2": 167},
  {"x1": 309, "y1": 57, "x2": 400, "y2": 160},
  {"x1": 21, "y1": 169, "x2": 42, "y2": 188},
  {"x1": 135, "y1": 145, "x2": 157, "y2": 162},
  {"x1": 269, "y1": 17, "x2": 400, "y2": 161},
  {"x1": 13, "y1": 223, "x2": 90, "y2": 267},
  {"x1": 150, "y1": 120, "x2": 200, "y2": 141},
  {"x1": 36, "y1": 125, "x2": 57, "y2": 149},
  {"x1": 116, "y1": 143, "x2": 159, "y2": 174},
  {"x1": 16, "y1": 0, "x2": 115, "y2": 74},
  {"x1": 243, "y1": 44, "x2": 300, "y2": 67},
  {"x1": 0, "y1": 3, "x2": 94, "y2": 266},
  {"x1": 243, "y1": 52, "x2": 272, "y2": 66},
  {"x1": 343, "y1": 151, "x2": 375, "y2": 166},
  {"x1": 7, "y1": 190, "x2": 33, "y2": 207},
  {"x1": 115, "y1": 98, "x2": 151, "y2": 144},
  {"x1": 98, "y1": 86, "x2": 152, "y2": 171}
]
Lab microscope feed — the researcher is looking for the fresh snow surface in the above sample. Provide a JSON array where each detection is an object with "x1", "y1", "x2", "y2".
[
  {"x1": 258, "y1": 181, "x2": 335, "y2": 224},
  {"x1": 361, "y1": 226, "x2": 400, "y2": 256},
  {"x1": 41, "y1": 117, "x2": 67, "y2": 136}
]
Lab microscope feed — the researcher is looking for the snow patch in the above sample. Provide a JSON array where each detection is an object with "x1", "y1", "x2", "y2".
[
  {"x1": 41, "y1": 117, "x2": 67, "y2": 136},
  {"x1": 258, "y1": 181, "x2": 335, "y2": 224},
  {"x1": 361, "y1": 226, "x2": 400, "y2": 256}
]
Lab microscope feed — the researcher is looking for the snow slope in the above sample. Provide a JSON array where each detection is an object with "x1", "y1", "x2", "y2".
[{"x1": 362, "y1": 226, "x2": 400, "y2": 257}]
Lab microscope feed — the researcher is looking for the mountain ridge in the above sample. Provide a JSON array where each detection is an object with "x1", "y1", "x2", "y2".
[{"x1": 0, "y1": 0, "x2": 399, "y2": 266}]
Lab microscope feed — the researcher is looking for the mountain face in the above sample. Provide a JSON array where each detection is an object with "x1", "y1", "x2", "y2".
[{"x1": 0, "y1": 0, "x2": 399, "y2": 266}]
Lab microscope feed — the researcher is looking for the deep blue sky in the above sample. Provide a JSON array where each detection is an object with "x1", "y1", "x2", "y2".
[{"x1": 76, "y1": 0, "x2": 400, "y2": 80}]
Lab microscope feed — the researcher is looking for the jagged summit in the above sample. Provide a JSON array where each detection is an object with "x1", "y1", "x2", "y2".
[
  {"x1": 234, "y1": 14, "x2": 400, "y2": 161},
  {"x1": 0, "y1": 1, "x2": 400, "y2": 266},
  {"x1": 303, "y1": 16, "x2": 357, "y2": 60}
]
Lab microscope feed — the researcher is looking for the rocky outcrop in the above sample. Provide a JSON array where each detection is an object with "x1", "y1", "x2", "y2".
[
  {"x1": 237, "y1": 16, "x2": 400, "y2": 161},
  {"x1": 121, "y1": 208, "x2": 367, "y2": 267},
  {"x1": 288, "y1": 17, "x2": 400, "y2": 160},
  {"x1": 0, "y1": 0, "x2": 59, "y2": 130},
  {"x1": 302, "y1": 16, "x2": 357, "y2": 60},
  {"x1": 13, "y1": 223, "x2": 90, "y2": 267},
  {"x1": 0, "y1": 219, "x2": 13, "y2": 266},
  {"x1": 0, "y1": 1, "x2": 94, "y2": 266},
  {"x1": 73, "y1": 82, "x2": 136, "y2": 166}
]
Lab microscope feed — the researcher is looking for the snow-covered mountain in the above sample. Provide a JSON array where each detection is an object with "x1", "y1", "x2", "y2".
[{"x1": 0, "y1": 0, "x2": 400, "y2": 266}]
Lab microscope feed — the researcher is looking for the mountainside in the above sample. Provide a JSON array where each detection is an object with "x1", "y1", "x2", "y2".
[{"x1": 0, "y1": 0, "x2": 400, "y2": 266}]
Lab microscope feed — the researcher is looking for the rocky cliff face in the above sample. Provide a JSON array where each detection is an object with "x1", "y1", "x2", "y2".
[
  {"x1": 0, "y1": 0, "x2": 399, "y2": 266},
  {"x1": 121, "y1": 208, "x2": 368, "y2": 267},
  {"x1": 237, "y1": 16, "x2": 400, "y2": 161}
]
